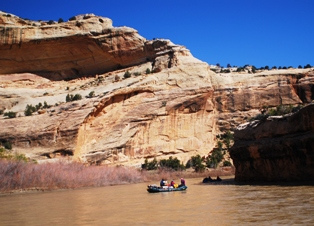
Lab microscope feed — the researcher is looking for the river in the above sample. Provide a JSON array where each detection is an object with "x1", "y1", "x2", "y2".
[{"x1": 0, "y1": 177, "x2": 313, "y2": 225}]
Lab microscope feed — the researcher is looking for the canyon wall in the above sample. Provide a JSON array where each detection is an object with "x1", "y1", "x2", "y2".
[
  {"x1": 0, "y1": 12, "x2": 313, "y2": 169},
  {"x1": 0, "y1": 12, "x2": 181, "y2": 80},
  {"x1": 230, "y1": 104, "x2": 314, "y2": 182}
]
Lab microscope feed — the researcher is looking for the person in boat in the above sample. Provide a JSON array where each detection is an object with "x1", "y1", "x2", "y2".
[
  {"x1": 160, "y1": 179, "x2": 165, "y2": 187},
  {"x1": 170, "y1": 180, "x2": 175, "y2": 187},
  {"x1": 179, "y1": 178, "x2": 185, "y2": 187},
  {"x1": 160, "y1": 179, "x2": 168, "y2": 188}
]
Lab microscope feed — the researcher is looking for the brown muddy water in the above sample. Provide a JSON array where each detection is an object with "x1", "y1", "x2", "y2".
[{"x1": 0, "y1": 177, "x2": 313, "y2": 225}]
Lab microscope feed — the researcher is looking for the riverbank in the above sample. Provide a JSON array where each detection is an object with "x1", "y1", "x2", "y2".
[{"x1": 0, "y1": 159, "x2": 234, "y2": 194}]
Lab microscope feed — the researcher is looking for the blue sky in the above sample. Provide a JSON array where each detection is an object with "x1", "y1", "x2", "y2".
[{"x1": 1, "y1": 0, "x2": 313, "y2": 68}]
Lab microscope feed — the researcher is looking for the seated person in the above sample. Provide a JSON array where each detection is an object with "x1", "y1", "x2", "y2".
[{"x1": 179, "y1": 178, "x2": 185, "y2": 187}]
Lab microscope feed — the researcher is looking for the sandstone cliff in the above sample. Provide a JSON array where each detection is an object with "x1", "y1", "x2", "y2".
[
  {"x1": 0, "y1": 12, "x2": 182, "y2": 80},
  {"x1": 0, "y1": 12, "x2": 313, "y2": 167},
  {"x1": 230, "y1": 104, "x2": 314, "y2": 182}
]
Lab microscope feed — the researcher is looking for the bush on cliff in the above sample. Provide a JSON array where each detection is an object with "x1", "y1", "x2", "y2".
[
  {"x1": 66, "y1": 94, "x2": 82, "y2": 102},
  {"x1": 304, "y1": 64, "x2": 312, "y2": 69},
  {"x1": 3, "y1": 111, "x2": 16, "y2": 118},
  {"x1": 68, "y1": 16, "x2": 76, "y2": 21},
  {"x1": 123, "y1": 71, "x2": 131, "y2": 79},
  {"x1": 87, "y1": 91, "x2": 95, "y2": 98},
  {"x1": 24, "y1": 104, "x2": 37, "y2": 116},
  {"x1": 0, "y1": 147, "x2": 29, "y2": 162},
  {"x1": 250, "y1": 104, "x2": 303, "y2": 121}
]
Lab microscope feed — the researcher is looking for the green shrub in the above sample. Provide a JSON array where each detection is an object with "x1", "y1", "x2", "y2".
[
  {"x1": 0, "y1": 147, "x2": 29, "y2": 162},
  {"x1": 123, "y1": 71, "x2": 131, "y2": 79},
  {"x1": 66, "y1": 94, "x2": 72, "y2": 102},
  {"x1": 146, "y1": 68, "x2": 151, "y2": 74},
  {"x1": 221, "y1": 69, "x2": 231, "y2": 73},
  {"x1": 24, "y1": 104, "x2": 36, "y2": 116},
  {"x1": 251, "y1": 104, "x2": 303, "y2": 122},
  {"x1": 66, "y1": 94, "x2": 82, "y2": 102},
  {"x1": 72, "y1": 94, "x2": 82, "y2": 101},
  {"x1": 36, "y1": 102, "x2": 42, "y2": 110},
  {"x1": 88, "y1": 91, "x2": 95, "y2": 98},
  {"x1": 69, "y1": 16, "x2": 76, "y2": 21},
  {"x1": 43, "y1": 101, "x2": 50, "y2": 109},
  {"x1": 4, "y1": 111, "x2": 16, "y2": 118},
  {"x1": 58, "y1": 18, "x2": 64, "y2": 23},
  {"x1": 268, "y1": 105, "x2": 294, "y2": 116},
  {"x1": 249, "y1": 113, "x2": 268, "y2": 122},
  {"x1": 221, "y1": 131, "x2": 233, "y2": 149},
  {"x1": 188, "y1": 154, "x2": 205, "y2": 172},
  {"x1": 159, "y1": 156, "x2": 185, "y2": 171},
  {"x1": 14, "y1": 153, "x2": 29, "y2": 162},
  {"x1": 223, "y1": 160, "x2": 232, "y2": 167},
  {"x1": 304, "y1": 64, "x2": 312, "y2": 69},
  {"x1": 142, "y1": 158, "x2": 158, "y2": 170},
  {"x1": 206, "y1": 148, "x2": 223, "y2": 168}
]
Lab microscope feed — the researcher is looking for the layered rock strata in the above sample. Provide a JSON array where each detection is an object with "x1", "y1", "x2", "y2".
[
  {"x1": 230, "y1": 104, "x2": 314, "y2": 182},
  {"x1": 0, "y1": 12, "x2": 182, "y2": 80},
  {"x1": 0, "y1": 12, "x2": 313, "y2": 168}
]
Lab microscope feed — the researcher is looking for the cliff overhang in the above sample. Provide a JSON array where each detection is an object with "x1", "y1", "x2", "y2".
[{"x1": 230, "y1": 104, "x2": 314, "y2": 182}]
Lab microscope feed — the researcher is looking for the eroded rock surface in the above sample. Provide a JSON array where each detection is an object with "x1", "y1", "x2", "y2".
[
  {"x1": 230, "y1": 104, "x2": 314, "y2": 182},
  {"x1": 0, "y1": 12, "x2": 313, "y2": 167},
  {"x1": 0, "y1": 12, "x2": 184, "y2": 80}
]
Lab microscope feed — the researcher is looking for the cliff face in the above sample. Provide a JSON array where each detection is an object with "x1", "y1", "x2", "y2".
[
  {"x1": 0, "y1": 13, "x2": 182, "y2": 80},
  {"x1": 230, "y1": 104, "x2": 314, "y2": 182},
  {"x1": 0, "y1": 12, "x2": 313, "y2": 167}
]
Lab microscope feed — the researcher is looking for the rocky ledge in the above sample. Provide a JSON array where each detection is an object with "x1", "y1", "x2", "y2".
[
  {"x1": 0, "y1": 12, "x2": 186, "y2": 80},
  {"x1": 230, "y1": 104, "x2": 314, "y2": 182}
]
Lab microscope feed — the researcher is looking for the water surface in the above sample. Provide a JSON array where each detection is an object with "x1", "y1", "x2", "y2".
[{"x1": 1, "y1": 177, "x2": 313, "y2": 225}]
